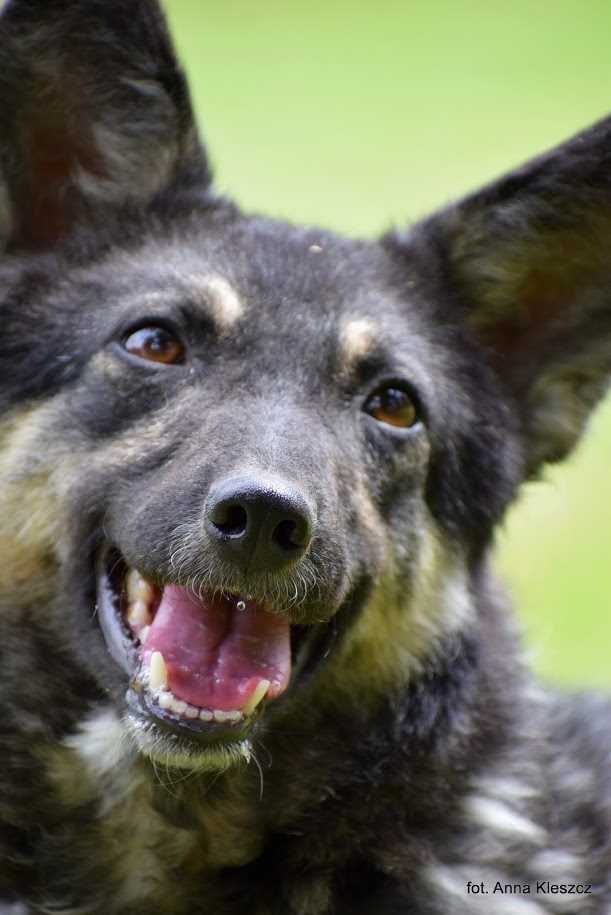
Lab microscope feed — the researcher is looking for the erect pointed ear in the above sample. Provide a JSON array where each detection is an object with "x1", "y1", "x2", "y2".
[
  {"x1": 389, "y1": 116, "x2": 611, "y2": 477},
  {"x1": 0, "y1": 0, "x2": 211, "y2": 251}
]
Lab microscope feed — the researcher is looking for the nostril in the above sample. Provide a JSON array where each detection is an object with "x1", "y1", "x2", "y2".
[
  {"x1": 273, "y1": 519, "x2": 298, "y2": 551},
  {"x1": 210, "y1": 503, "x2": 248, "y2": 538},
  {"x1": 273, "y1": 518, "x2": 310, "y2": 552}
]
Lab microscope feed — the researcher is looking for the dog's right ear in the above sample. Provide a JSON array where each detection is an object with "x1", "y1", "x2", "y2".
[
  {"x1": 387, "y1": 116, "x2": 611, "y2": 478},
  {"x1": 0, "y1": 0, "x2": 210, "y2": 251}
]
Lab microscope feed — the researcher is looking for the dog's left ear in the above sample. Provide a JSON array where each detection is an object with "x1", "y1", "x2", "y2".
[
  {"x1": 0, "y1": 0, "x2": 210, "y2": 251},
  {"x1": 388, "y1": 116, "x2": 611, "y2": 476}
]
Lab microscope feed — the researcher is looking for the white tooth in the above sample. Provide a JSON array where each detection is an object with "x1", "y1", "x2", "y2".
[
  {"x1": 214, "y1": 709, "x2": 243, "y2": 724},
  {"x1": 169, "y1": 697, "x2": 188, "y2": 715},
  {"x1": 126, "y1": 599, "x2": 152, "y2": 630},
  {"x1": 184, "y1": 704, "x2": 199, "y2": 719},
  {"x1": 149, "y1": 651, "x2": 168, "y2": 690},
  {"x1": 126, "y1": 568, "x2": 154, "y2": 603},
  {"x1": 242, "y1": 679, "x2": 270, "y2": 716},
  {"x1": 139, "y1": 625, "x2": 150, "y2": 645},
  {"x1": 199, "y1": 709, "x2": 213, "y2": 722},
  {"x1": 158, "y1": 691, "x2": 172, "y2": 710}
]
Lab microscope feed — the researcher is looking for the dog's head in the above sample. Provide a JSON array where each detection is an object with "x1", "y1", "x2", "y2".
[{"x1": 0, "y1": 0, "x2": 609, "y2": 770}]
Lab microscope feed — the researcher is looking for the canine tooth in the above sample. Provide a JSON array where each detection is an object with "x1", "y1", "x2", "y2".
[
  {"x1": 214, "y1": 709, "x2": 243, "y2": 724},
  {"x1": 139, "y1": 625, "x2": 150, "y2": 645},
  {"x1": 126, "y1": 568, "x2": 154, "y2": 603},
  {"x1": 199, "y1": 709, "x2": 213, "y2": 722},
  {"x1": 242, "y1": 679, "x2": 270, "y2": 716},
  {"x1": 126, "y1": 599, "x2": 152, "y2": 630},
  {"x1": 158, "y1": 691, "x2": 173, "y2": 710},
  {"x1": 149, "y1": 651, "x2": 168, "y2": 690}
]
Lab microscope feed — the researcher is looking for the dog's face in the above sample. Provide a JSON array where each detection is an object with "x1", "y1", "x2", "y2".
[
  {"x1": 0, "y1": 0, "x2": 609, "y2": 772},
  {"x1": 1, "y1": 204, "x2": 506, "y2": 770}
]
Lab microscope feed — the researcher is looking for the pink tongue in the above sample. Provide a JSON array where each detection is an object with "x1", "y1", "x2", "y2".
[{"x1": 142, "y1": 585, "x2": 291, "y2": 711}]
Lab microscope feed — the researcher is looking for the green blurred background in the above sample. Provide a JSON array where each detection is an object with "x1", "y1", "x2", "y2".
[{"x1": 164, "y1": 1, "x2": 610, "y2": 687}]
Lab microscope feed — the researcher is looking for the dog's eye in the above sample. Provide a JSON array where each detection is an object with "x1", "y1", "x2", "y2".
[
  {"x1": 122, "y1": 326, "x2": 185, "y2": 365},
  {"x1": 364, "y1": 385, "x2": 419, "y2": 429}
]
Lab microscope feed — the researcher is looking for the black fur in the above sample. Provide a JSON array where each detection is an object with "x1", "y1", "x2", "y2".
[{"x1": 0, "y1": 1, "x2": 609, "y2": 913}]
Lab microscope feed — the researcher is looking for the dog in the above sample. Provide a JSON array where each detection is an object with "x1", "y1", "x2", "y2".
[{"x1": 0, "y1": 1, "x2": 609, "y2": 912}]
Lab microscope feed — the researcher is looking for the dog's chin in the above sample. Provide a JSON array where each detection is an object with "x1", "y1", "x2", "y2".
[
  {"x1": 94, "y1": 545, "x2": 345, "y2": 771},
  {"x1": 124, "y1": 702, "x2": 256, "y2": 773}
]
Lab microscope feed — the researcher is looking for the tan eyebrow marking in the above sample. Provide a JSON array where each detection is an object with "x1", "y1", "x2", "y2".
[
  {"x1": 339, "y1": 316, "x2": 378, "y2": 371},
  {"x1": 188, "y1": 274, "x2": 244, "y2": 331}
]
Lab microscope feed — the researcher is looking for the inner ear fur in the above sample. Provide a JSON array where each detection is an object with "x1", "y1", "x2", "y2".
[
  {"x1": 390, "y1": 115, "x2": 611, "y2": 476},
  {"x1": 0, "y1": 0, "x2": 210, "y2": 250}
]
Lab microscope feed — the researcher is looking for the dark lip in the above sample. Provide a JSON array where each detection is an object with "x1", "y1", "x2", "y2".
[
  {"x1": 95, "y1": 543, "x2": 334, "y2": 745},
  {"x1": 96, "y1": 547, "x2": 138, "y2": 676},
  {"x1": 125, "y1": 688, "x2": 255, "y2": 745}
]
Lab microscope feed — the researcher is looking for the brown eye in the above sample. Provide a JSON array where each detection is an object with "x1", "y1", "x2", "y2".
[
  {"x1": 122, "y1": 326, "x2": 185, "y2": 365},
  {"x1": 365, "y1": 385, "x2": 419, "y2": 428}
]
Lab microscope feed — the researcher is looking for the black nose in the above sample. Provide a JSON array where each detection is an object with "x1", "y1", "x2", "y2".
[{"x1": 204, "y1": 475, "x2": 315, "y2": 571}]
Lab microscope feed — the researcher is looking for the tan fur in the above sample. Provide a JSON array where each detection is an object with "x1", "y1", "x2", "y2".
[
  {"x1": 317, "y1": 502, "x2": 473, "y2": 703},
  {"x1": 188, "y1": 273, "x2": 245, "y2": 331},
  {"x1": 48, "y1": 711, "x2": 197, "y2": 907},
  {"x1": 338, "y1": 316, "x2": 378, "y2": 372},
  {"x1": 47, "y1": 706, "x2": 269, "y2": 906},
  {"x1": 0, "y1": 408, "x2": 67, "y2": 601}
]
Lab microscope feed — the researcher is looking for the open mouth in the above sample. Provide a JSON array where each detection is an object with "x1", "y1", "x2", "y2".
[{"x1": 97, "y1": 548, "x2": 304, "y2": 740}]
